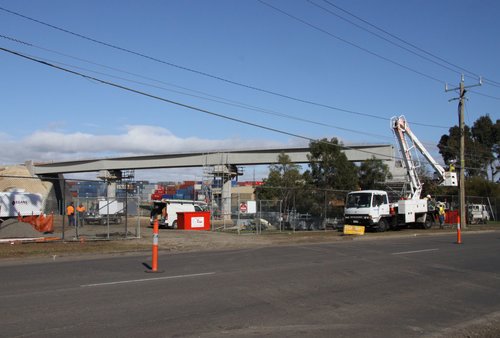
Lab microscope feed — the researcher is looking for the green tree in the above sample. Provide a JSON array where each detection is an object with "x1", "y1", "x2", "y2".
[
  {"x1": 358, "y1": 157, "x2": 392, "y2": 190},
  {"x1": 256, "y1": 152, "x2": 303, "y2": 213},
  {"x1": 437, "y1": 114, "x2": 499, "y2": 180},
  {"x1": 471, "y1": 115, "x2": 499, "y2": 181},
  {"x1": 305, "y1": 138, "x2": 358, "y2": 191},
  {"x1": 466, "y1": 176, "x2": 500, "y2": 198}
]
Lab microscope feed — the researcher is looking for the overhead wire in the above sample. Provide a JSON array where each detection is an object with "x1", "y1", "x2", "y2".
[
  {"x1": 0, "y1": 35, "x2": 489, "y2": 165},
  {"x1": 0, "y1": 46, "x2": 401, "y2": 161},
  {"x1": 307, "y1": 0, "x2": 462, "y2": 76},
  {"x1": 0, "y1": 5, "x2": 448, "y2": 129},
  {"x1": 316, "y1": 0, "x2": 500, "y2": 92},
  {"x1": 258, "y1": 0, "x2": 446, "y2": 84},
  {"x1": 0, "y1": 7, "x2": 493, "y2": 167},
  {"x1": 1, "y1": 46, "x2": 490, "y2": 172},
  {"x1": 5, "y1": 33, "x2": 484, "y2": 159},
  {"x1": 318, "y1": 0, "x2": 476, "y2": 80},
  {"x1": 0, "y1": 33, "x2": 394, "y2": 141},
  {"x1": 468, "y1": 90, "x2": 500, "y2": 101}
]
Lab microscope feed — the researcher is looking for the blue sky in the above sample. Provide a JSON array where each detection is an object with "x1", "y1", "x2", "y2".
[{"x1": 0, "y1": 0, "x2": 499, "y2": 181}]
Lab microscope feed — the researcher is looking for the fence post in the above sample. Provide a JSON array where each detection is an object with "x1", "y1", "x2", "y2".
[
  {"x1": 106, "y1": 195, "x2": 110, "y2": 240},
  {"x1": 62, "y1": 179, "x2": 66, "y2": 241},
  {"x1": 237, "y1": 193, "x2": 240, "y2": 235},
  {"x1": 324, "y1": 190, "x2": 327, "y2": 232},
  {"x1": 279, "y1": 200, "x2": 282, "y2": 232},
  {"x1": 137, "y1": 195, "x2": 141, "y2": 238}
]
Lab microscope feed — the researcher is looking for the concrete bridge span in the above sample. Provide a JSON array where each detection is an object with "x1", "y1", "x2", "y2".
[
  {"x1": 27, "y1": 144, "x2": 398, "y2": 219},
  {"x1": 31, "y1": 144, "x2": 395, "y2": 175}
]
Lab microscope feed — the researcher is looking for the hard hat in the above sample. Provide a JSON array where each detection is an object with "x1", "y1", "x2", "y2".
[{"x1": 426, "y1": 195, "x2": 431, "y2": 198}]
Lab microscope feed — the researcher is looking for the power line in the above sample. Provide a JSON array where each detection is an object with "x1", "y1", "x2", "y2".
[
  {"x1": 0, "y1": 6, "x2": 448, "y2": 129},
  {"x1": 0, "y1": 33, "x2": 395, "y2": 141},
  {"x1": 0, "y1": 35, "x2": 488, "y2": 164},
  {"x1": 308, "y1": 0, "x2": 462, "y2": 77},
  {"x1": 468, "y1": 90, "x2": 500, "y2": 101},
  {"x1": 318, "y1": 0, "x2": 477, "y2": 79},
  {"x1": 258, "y1": 0, "x2": 445, "y2": 84},
  {"x1": 0, "y1": 46, "x2": 401, "y2": 162},
  {"x1": 5, "y1": 46, "x2": 492, "y2": 170},
  {"x1": 318, "y1": 0, "x2": 500, "y2": 91}
]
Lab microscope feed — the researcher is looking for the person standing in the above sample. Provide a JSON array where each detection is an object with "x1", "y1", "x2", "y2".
[
  {"x1": 76, "y1": 203, "x2": 86, "y2": 227},
  {"x1": 438, "y1": 203, "x2": 446, "y2": 229},
  {"x1": 67, "y1": 202, "x2": 75, "y2": 227}
]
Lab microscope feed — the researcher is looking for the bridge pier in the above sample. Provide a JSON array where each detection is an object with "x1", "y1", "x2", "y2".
[{"x1": 211, "y1": 164, "x2": 243, "y2": 220}]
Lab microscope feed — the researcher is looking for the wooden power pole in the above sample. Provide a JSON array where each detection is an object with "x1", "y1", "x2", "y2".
[{"x1": 446, "y1": 75, "x2": 481, "y2": 230}]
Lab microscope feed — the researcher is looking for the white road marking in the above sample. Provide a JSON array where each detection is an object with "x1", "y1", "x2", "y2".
[
  {"x1": 80, "y1": 272, "x2": 215, "y2": 288},
  {"x1": 392, "y1": 248, "x2": 439, "y2": 255}
]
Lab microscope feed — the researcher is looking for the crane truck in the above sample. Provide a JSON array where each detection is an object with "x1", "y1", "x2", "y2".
[{"x1": 344, "y1": 115, "x2": 458, "y2": 231}]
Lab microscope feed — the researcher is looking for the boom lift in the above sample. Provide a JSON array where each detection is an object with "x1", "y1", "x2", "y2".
[
  {"x1": 391, "y1": 115, "x2": 457, "y2": 199},
  {"x1": 344, "y1": 115, "x2": 457, "y2": 231}
]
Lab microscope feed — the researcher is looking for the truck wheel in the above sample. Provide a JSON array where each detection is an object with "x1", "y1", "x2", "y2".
[
  {"x1": 172, "y1": 220, "x2": 178, "y2": 229},
  {"x1": 377, "y1": 219, "x2": 388, "y2": 232},
  {"x1": 423, "y1": 216, "x2": 433, "y2": 229}
]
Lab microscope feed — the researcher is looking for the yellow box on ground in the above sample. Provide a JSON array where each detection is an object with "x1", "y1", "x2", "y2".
[{"x1": 343, "y1": 225, "x2": 365, "y2": 235}]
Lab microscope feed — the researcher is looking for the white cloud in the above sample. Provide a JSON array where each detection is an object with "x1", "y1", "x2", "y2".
[{"x1": 0, "y1": 125, "x2": 302, "y2": 181}]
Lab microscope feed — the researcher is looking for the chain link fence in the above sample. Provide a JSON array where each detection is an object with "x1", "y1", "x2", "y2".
[
  {"x1": 210, "y1": 190, "x2": 348, "y2": 233},
  {"x1": 433, "y1": 194, "x2": 498, "y2": 223},
  {"x1": 1, "y1": 173, "x2": 498, "y2": 240},
  {"x1": 0, "y1": 175, "x2": 142, "y2": 241}
]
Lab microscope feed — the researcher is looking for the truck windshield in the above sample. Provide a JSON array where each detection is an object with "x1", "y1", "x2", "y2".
[{"x1": 346, "y1": 193, "x2": 372, "y2": 208}]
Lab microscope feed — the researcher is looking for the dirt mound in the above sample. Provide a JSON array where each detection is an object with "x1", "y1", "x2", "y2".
[
  {"x1": 0, "y1": 220, "x2": 43, "y2": 238},
  {"x1": 0, "y1": 165, "x2": 49, "y2": 194}
]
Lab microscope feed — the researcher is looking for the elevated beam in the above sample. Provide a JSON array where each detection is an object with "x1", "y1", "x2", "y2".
[{"x1": 32, "y1": 145, "x2": 394, "y2": 175}]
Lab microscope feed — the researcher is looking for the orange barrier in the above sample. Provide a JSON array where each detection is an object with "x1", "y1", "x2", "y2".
[
  {"x1": 445, "y1": 210, "x2": 459, "y2": 225},
  {"x1": 17, "y1": 212, "x2": 54, "y2": 233}
]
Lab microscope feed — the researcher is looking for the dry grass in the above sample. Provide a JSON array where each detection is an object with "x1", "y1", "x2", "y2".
[
  {"x1": 0, "y1": 239, "x2": 151, "y2": 259},
  {"x1": 1, "y1": 222, "x2": 498, "y2": 260}
]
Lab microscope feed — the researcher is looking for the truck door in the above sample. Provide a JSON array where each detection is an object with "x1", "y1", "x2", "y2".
[
  {"x1": 379, "y1": 194, "x2": 389, "y2": 216},
  {"x1": 372, "y1": 194, "x2": 389, "y2": 219}
]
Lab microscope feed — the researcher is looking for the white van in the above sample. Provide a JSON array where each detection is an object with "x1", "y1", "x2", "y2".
[
  {"x1": 467, "y1": 204, "x2": 490, "y2": 224},
  {"x1": 150, "y1": 199, "x2": 207, "y2": 228}
]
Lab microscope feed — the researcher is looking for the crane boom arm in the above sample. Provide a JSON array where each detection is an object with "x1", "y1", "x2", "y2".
[{"x1": 391, "y1": 115, "x2": 457, "y2": 199}]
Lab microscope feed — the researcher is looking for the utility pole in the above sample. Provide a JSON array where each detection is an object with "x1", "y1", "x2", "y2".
[{"x1": 446, "y1": 75, "x2": 481, "y2": 230}]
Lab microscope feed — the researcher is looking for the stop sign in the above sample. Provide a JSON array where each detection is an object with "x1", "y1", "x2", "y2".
[{"x1": 239, "y1": 202, "x2": 248, "y2": 213}]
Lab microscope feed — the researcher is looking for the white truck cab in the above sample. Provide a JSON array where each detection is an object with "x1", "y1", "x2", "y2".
[{"x1": 344, "y1": 190, "x2": 391, "y2": 231}]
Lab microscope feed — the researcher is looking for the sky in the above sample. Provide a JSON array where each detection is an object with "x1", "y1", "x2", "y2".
[{"x1": 0, "y1": 0, "x2": 499, "y2": 182}]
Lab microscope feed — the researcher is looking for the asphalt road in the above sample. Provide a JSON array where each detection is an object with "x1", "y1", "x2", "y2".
[{"x1": 1, "y1": 231, "x2": 499, "y2": 337}]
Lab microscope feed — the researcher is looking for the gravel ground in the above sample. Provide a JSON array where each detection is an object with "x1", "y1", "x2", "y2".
[
  {"x1": 1, "y1": 216, "x2": 499, "y2": 261},
  {"x1": 0, "y1": 219, "x2": 46, "y2": 239}
]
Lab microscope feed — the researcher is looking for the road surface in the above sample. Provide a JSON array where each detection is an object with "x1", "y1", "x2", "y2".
[{"x1": 1, "y1": 231, "x2": 499, "y2": 337}]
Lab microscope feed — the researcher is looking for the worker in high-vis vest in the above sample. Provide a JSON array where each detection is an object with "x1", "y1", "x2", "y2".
[
  {"x1": 76, "y1": 203, "x2": 86, "y2": 227},
  {"x1": 438, "y1": 204, "x2": 445, "y2": 229},
  {"x1": 66, "y1": 202, "x2": 75, "y2": 227}
]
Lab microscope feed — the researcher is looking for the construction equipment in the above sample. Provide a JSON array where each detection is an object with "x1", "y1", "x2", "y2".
[
  {"x1": 84, "y1": 199, "x2": 124, "y2": 225},
  {"x1": 344, "y1": 115, "x2": 457, "y2": 231},
  {"x1": 0, "y1": 190, "x2": 43, "y2": 223}
]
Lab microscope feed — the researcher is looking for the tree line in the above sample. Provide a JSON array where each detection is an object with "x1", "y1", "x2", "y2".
[
  {"x1": 256, "y1": 138, "x2": 392, "y2": 215},
  {"x1": 257, "y1": 114, "x2": 499, "y2": 215}
]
